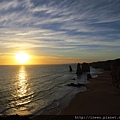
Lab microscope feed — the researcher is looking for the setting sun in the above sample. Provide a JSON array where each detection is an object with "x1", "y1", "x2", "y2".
[{"x1": 15, "y1": 52, "x2": 30, "y2": 64}]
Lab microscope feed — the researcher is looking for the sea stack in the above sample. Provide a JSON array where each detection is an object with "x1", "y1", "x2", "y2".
[
  {"x1": 76, "y1": 63, "x2": 82, "y2": 76},
  {"x1": 87, "y1": 73, "x2": 92, "y2": 80},
  {"x1": 82, "y1": 62, "x2": 90, "y2": 72},
  {"x1": 69, "y1": 65, "x2": 73, "y2": 72}
]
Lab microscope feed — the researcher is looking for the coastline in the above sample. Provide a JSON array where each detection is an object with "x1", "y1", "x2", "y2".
[
  {"x1": 1, "y1": 69, "x2": 120, "y2": 120},
  {"x1": 60, "y1": 71, "x2": 120, "y2": 115}
]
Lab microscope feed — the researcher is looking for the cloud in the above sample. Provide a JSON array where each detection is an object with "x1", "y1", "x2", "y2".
[
  {"x1": 0, "y1": 26, "x2": 120, "y2": 51},
  {"x1": 0, "y1": 53, "x2": 14, "y2": 56},
  {"x1": 0, "y1": 0, "x2": 120, "y2": 61},
  {"x1": 0, "y1": 0, "x2": 19, "y2": 11}
]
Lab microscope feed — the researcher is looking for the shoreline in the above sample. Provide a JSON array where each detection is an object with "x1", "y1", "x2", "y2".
[
  {"x1": 1, "y1": 70, "x2": 120, "y2": 120},
  {"x1": 60, "y1": 71, "x2": 120, "y2": 115}
]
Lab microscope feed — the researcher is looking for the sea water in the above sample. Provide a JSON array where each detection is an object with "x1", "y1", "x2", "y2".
[{"x1": 0, "y1": 64, "x2": 102, "y2": 116}]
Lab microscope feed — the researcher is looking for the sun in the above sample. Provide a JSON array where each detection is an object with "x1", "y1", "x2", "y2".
[{"x1": 15, "y1": 51, "x2": 30, "y2": 64}]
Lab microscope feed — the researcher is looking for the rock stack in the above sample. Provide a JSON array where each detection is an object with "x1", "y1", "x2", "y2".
[
  {"x1": 69, "y1": 65, "x2": 72, "y2": 72},
  {"x1": 87, "y1": 73, "x2": 92, "y2": 80},
  {"x1": 82, "y1": 62, "x2": 90, "y2": 72},
  {"x1": 76, "y1": 63, "x2": 82, "y2": 76}
]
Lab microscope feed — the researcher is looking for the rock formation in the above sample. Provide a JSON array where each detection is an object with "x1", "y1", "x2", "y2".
[
  {"x1": 76, "y1": 63, "x2": 82, "y2": 76},
  {"x1": 67, "y1": 83, "x2": 85, "y2": 87},
  {"x1": 69, "y1": 65, "x2": 72, "y2": 72},
  {"x1": 89, "y1": 60, "x2": 114, "y2": 71},
  {"x1": 82, "y1": 62, "x2": 90, "y2": 72},
  {"x1": 87, "y1": 73, "x2": 92, "y2": 80}
]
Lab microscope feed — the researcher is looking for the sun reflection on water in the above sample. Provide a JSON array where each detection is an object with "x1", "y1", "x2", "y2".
[
  {"x1": 9, "y1": 66, "x2": 34, "y2": 115},
  {"x1": 18, "y1": 66, "x2": 28, "y2": 98}
]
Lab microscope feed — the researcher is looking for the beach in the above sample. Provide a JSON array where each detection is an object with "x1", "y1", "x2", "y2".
[{"x1": 60, "y1": 71, "x2": 120, "y2": 115}]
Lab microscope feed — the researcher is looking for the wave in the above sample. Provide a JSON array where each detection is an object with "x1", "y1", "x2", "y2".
[{"x1": 0, "y1": 65, "x2": 101, "y2": 116}]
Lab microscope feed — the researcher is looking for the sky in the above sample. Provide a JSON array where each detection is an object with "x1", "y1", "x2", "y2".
[{"x1": 0, "y1": 0, "x2": 120, "y2": 65}]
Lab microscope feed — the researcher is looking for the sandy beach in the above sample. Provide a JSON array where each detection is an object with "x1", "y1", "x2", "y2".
[{"x1": 60, "y1": 71, "x2": 120, "y2": 115}]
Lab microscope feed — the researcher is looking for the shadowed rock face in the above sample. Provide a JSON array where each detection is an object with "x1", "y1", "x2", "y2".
[
  {"x1": 69, "y1": 65, "x2": 72, "y2": 72},
  {"x1": 82, "y1": 62, "x2": 90, "y2": 72},
  {"x1": 111, "y1": 59, "x2": 120, "y2": 88},
  {"x1": 87, "y1": 73, "x2": 92, "y2": 80},
  {"x1": 89, "y1": 60, "x2": 113, "y2": 71},
  {"x1": 76, "y1": 63, "x2": 82, "y2": 76}
]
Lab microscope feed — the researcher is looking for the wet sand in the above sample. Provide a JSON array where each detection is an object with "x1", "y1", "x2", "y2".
[{"x1": 60, "y1": 71, "x2": 120, "y2": 115}]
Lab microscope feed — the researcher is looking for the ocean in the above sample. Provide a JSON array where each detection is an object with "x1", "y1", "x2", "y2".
[{"x1": 0, "y1": 64, "x2": 102, "y2": 117}]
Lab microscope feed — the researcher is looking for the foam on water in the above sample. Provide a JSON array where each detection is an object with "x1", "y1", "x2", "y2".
[{"x1": 0, "y1": 64, "x2": 102, "y2": 116}]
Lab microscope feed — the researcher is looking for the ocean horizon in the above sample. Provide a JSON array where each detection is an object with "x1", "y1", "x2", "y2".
[{"x1": 0, "y1": 64, "x2": 102, "y2": 117}]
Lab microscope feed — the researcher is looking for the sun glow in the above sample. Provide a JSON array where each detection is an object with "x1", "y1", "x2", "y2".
[{"x1": 15, "y1": 52, "x2": 30, "y2": 64}]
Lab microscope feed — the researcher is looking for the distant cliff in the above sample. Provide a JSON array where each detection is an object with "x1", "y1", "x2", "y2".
[{"x1": 89, "y1": 58, "x2": 120, "y2": 71}]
